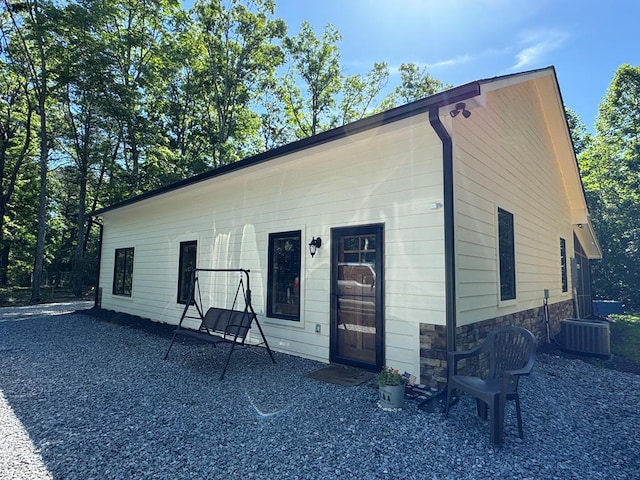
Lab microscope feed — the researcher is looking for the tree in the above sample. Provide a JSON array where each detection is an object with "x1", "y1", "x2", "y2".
[
  {"x1": 565, "y1": 106, "x2": 591, "y2": 156},
  {"x1": 54, "y1": 0, "x2": 112, "y2": 296},
  {"x1": 0, "y1": 17, "x2": 36, "y2": 286},
  {"x1": 255, "y1": 77, "x2": 296, "y2": 150},
  {"x1": 579, "y1": 64, "x2": 640, "y2": 309},
  {"x1": 194, "y1": 0, "x2": 286, "y2": 165},
  {"x1": 100, "y1": 0, "x2": 185, "y2": 191},
  {"x1": 282, "y1": 22, "x2": 341, "y2": 138},
  {"x1": 2, "y1": 0, "x2": 58, "y2": 303},
  {"x1": 339, "y1": 62, "x2": 389, "y2": 125},
  {"x1": 161, "y1": 22, "x2": 213, "y2": 176},
  {"x1": 380, "y1": 62, "x2": 448, "y2": 109}
]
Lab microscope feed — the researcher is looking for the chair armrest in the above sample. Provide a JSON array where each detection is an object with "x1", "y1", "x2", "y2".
[
  {"x1": 505, "y1": 350, "x2": 536, "y2": 377},
  {"x1": 504, "y1": 364, "x2": 534, "y2": 378},
  {"x1": 447, "y1": 343, "x2": 487, "y2": 375}
]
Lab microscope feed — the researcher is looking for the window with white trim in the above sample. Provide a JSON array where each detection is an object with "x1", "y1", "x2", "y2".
[
  {"x1": 177, "y1": 241, "x2": 197, "y2": 304},
  {"x1": 267, "y1": 231, "x2": 301, "y2": 320},
  {"x1": 113, "y1": 247, "x2": 134, "y2": 296}
]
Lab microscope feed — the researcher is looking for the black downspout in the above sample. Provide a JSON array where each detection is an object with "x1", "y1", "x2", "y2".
[
  {"x1": 93, "y1": 219, "x2": 104, "y2": 308},
  {"x1": 428, "y1": 108, "x2": 457, "y2": 359},
  {"x1": 418, "y1": 107, "x2": 460, "y2": 413}
]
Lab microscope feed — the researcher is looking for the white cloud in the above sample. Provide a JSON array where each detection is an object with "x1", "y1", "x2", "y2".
[
  {"x1": 405, "y1": 46, "x2": 513, "y2": 73},
  {"x1": 510, "y1": 29, "x2": 569, "y2": 70},
  {"x1": 426, "y1": 54, "x2": 472, "y2": 69}
]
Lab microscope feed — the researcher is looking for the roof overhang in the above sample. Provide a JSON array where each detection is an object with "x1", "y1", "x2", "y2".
[
  {"x1": 94, "y1": 69, "x2": 562, "y2": 218},
  {"x1": 574, "y1": 220, "x2": 602, "y2": 259},
  {"x1": 92, "y1": 81, "x2": 481, "y2": 217},
  {"x1": 92, "y1": 66, "x2": 603, "y2": 262}
]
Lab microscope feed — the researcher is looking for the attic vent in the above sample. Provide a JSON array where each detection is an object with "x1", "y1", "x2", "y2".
[{"x1": 560, "y1": 318, "x2": 611, "y2": 359}]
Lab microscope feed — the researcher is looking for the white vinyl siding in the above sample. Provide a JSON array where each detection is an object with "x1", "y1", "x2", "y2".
[
  {"x1": 98, "y1": 115, "x2": 445, "y2": 376},
  {"x1": 454, "y1": 80, "x2": 576, "y2": 325}
]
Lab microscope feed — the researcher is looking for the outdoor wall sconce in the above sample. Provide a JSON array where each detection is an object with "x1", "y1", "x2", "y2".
[
  {"x1": 308, "y1": 237, "x2": 322, "y2": 258},
  {"x1": 450, "y1": 102, "x2": 471, "y2": 118}
]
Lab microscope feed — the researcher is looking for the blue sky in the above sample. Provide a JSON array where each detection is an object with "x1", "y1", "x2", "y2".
[
  {"x1": 274, "y1": 0, "x2": 639, "y2": 132},
  {"x1": 185, "y1": 0, "x2": 639, "y2": 132}
]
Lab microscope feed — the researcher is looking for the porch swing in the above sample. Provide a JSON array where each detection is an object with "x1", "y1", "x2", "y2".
[{"x1": 163, "y1": 268, "x2": 276, "y2": 380}]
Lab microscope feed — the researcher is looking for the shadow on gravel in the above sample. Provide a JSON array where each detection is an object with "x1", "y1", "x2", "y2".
[
  {"x1": 2, "y1": 307, "x2": 640, "y2": 479},
  {"x1": 79, "y1": 307, "x2": 176, "y2": 338}
]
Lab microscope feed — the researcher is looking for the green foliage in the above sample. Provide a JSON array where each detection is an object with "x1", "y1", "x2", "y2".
[
  {"x1": 0, "y1": 0, "x2": 450, "y2": 300},
  {"x1": 579, "y1": 64, "x2": 640, "y2": 310},
  {"x1": 375, "y1": 367, "x2": 405, "y2": 387},
  {"x1": 380, "y1": 63, "x2": 449, "y2": 109},
  {"x1": 340, "y1": 62, "x2": 389, "y2": 124},
  {"x1": 282, "y1": 21, "x2": 342, "y2": 137},
  {"x1": 608, "y1": 313, "x2": 640, "y2": 363},
  {"x1": 194, "y1": 0, "x2": 286, "y2": 165},
  {"x1": 565, "y1": 106, "x2": 591, "y2": 156}
]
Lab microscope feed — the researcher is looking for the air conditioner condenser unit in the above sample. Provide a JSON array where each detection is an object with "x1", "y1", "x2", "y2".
[{"x1": 560, "y1": 318, "x2": 611, "y2": 359}]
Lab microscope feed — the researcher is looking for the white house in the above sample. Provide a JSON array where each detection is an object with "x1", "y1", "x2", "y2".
[{"x1": 92, "y1": 66, "x2": 601, "y2": 387}]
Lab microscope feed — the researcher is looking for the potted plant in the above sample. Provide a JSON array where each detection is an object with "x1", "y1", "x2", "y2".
[{"x1": 375, "y1": 367, "x2": 406, "y2": 409}]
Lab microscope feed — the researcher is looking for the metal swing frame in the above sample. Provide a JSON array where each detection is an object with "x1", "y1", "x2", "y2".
[{"x1": 164, "y1": 268, "x2": 276, "y2": 380}]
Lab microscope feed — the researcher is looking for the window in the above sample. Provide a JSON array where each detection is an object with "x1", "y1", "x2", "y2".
[
  {"x1": 113, "y1": 247, "x2": 134, "y2": 296},
  {"x1": 267, "y1": 231, "x2": 301, "y2": 320},
  {"x1": 560, "y1": 237, "x2": 568, "y2": 293},
  {"x1": 498, "y1": 208, "x2": 516, "y2": 301},
  {"x1": 178, "y1": 241, "x2": 197, "y2": 304}
]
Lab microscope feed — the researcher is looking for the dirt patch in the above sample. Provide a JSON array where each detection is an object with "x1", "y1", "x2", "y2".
[{"x1": 79, "y1": 307, "x2": 176, "y2": 338}]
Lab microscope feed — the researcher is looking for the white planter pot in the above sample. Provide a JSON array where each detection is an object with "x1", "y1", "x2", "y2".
[{"x1": 378, "y1": 384, "x2": 405, "y2": 409}]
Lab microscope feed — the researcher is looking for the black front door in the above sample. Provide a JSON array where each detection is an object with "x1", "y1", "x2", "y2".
[{"x1": 330, "y1": 224, "x2": 383, "y2": 371}]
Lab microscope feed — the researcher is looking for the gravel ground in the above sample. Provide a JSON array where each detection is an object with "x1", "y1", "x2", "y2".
[{"x1": 1, "y1": 304, "x2": 639, "y2": 480}]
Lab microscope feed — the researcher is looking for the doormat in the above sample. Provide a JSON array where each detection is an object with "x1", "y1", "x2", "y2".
[{"x1": 305, "y1": 365, "x2": 375, "y2": 387}]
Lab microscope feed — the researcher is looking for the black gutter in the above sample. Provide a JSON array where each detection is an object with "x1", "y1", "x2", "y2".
[
  {"x1": 427, "y1": 83, "x2": 479, "y2": 357},
  {"x1": 92, "y1": 83, "x2": 481, "y2": 217},
  {"x1": 415, "y1": 89, "x2": 480, "y2": 414},
  {"x1": 93, "y1": 68, "x2": 555, "y2": 218},
  {"x1": 428, "y1": 107, "x2": 458, "y2": 358}
]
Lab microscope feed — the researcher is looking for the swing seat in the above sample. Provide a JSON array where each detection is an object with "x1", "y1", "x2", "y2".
[
  {"x1": 168, "y1": 307, "x2": 251, "y2": 345},
  {"x1": 200, "y1": 307, "x2": 253, "y2": 340},
  {"x1": 164, "y1": 306, "x2": 275, "y2": 379},
  {"x1": 163, "y1": 269, "x2": 276, "y2": 380}
]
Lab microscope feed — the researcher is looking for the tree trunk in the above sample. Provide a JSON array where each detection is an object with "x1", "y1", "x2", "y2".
[
  {"x1": 0, "y1": 74, "x2": 33, "y2": 288},
  {"x1": 72, "y1": 165, "x2": 87, "y2": 297},
  {"x1": 30, "y1": 102, "x2": 47, "y2": 304},
  {"x1": 30, "y1": 7, "x2": 48, "y2": 304},
  {"x1": 0, "y1": 243, "x2": 9, "y2": 287}
]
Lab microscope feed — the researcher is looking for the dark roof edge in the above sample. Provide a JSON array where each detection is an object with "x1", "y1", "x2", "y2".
[
  {"x1": 476, "y1": 65, "x2": 554, "y2": 86},
  {"x1": 93, "y1": 81, "x2": 484, "y2": 216}
]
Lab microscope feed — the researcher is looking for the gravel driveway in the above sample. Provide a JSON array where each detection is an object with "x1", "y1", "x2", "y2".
[{"x1": 1, "y1": 304, "x2": 639, "y2": 479}]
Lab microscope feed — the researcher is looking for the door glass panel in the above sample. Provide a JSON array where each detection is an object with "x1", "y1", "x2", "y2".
[{"x1": 335, "y1": 233, "x2": 378, "y2": 365}]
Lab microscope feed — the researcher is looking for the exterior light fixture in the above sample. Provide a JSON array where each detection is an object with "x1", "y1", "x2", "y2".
[
  {"x1": 450, "y1": 102, "x2": 471, "y2": 118},
  {"x1": 308, "y1": 237, "x2": 322, "y2": 257}
]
